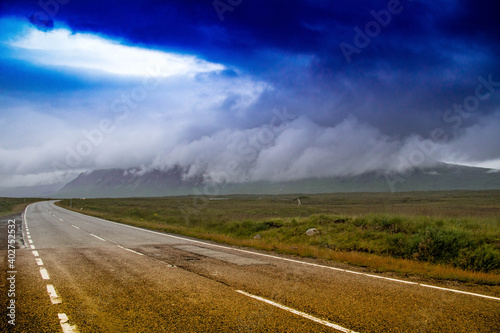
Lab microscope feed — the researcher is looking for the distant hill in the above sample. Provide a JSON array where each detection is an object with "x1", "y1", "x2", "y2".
[
  {"x1": 53, "y1": 163, "x2": 500, "y2": 198},
  {"x1": 0, "y1": 183, "x2": 65, "y2": 198},
  {"x1": 55, "y1": 166, "x2": 204, "y2": 198}
]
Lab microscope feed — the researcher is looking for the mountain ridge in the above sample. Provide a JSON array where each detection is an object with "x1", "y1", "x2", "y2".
[{"x1": 52, "y1": 163, "x2": 500, "y2": 198}]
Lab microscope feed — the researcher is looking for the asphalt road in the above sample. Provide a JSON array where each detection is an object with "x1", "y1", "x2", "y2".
[{"x1": 1, "y1": 201, "x2": 499, "y2": 332}]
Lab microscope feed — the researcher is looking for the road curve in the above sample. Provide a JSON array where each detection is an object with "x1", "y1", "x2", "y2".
[{"x1": 1, "y1": 200, "x2": 499, "y2": 332}]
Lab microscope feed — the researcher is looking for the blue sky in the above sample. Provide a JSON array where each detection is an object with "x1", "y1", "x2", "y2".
[{"x1": 1, "y1": 0, "x2": 500, "y2": 187}]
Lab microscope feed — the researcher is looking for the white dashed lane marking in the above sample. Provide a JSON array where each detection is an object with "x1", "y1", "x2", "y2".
[
  {"x1": 47, "y1": 285, "x2": 62, "y2": 304},
  {"x1": 58, "y1": 313, "x2": 79, "y2": 333},
  {"x1": 30, "y1": 201, "x2": 127, "y2": 333},
  {"x1": 24, "y1": 205, "x2": 80, "y2": 332},
  {"x1": 40, "y1": 268, "x2": 50, "y2": 280}
]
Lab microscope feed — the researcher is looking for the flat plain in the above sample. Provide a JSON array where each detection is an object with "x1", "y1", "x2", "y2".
[
  {"x1": 57, "y1": 190, "x2": 500, "y2": 285},
  {"x1": 0, "y1": 196, "x2": 499, "y2": 332}
]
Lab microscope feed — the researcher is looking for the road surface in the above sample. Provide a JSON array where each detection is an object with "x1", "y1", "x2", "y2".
[{"x1": 1, "y1": 201, "x2": 499, "y2": 332}]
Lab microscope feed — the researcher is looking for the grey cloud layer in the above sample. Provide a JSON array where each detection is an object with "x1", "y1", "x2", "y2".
[{"x1": 7, "y1": 105, "x2": 499, "y2": 187}]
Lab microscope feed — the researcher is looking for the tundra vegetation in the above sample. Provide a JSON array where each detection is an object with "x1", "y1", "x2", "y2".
[
  {"x1": 56, "y1": 190, "x2": 500, "y2": 284},
  {"x1": 0, "y1": 197, "x2": 43, "y2": 215}
]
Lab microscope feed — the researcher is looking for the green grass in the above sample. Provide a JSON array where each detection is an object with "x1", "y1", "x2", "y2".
[
  {"x1": 57, "y1": 190, "x2": 500, "y2": 284},
  {"x1": 0, "y1": 197, "x2": 44, "y2": 216}
]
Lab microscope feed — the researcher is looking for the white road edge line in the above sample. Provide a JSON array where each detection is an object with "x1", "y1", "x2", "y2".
[
  {"x1": 47, "y1": 284, "x2": 62, "y2": 304},
  {"x1": 58, "y1": 313, "x2": 79, "y2": 333},
  {"x1": 40, "y1": 268, "x2": 50, "y2": 280},
  {"x1": 116, "y1": 245, "x2": 144, "y2": 256},
  {"x1": 419, "y1": 284, "x2": 500, "y2": 301},
  {"x1": 71, "y1": 225, "x2": 80, "y2": 229},
  {"x1": 236, "y1": 290, "x2": 358, "y2": 333},
  {"x1": 40, "y1": 202, "x2": 500, "y2": 302},
  {"x1": 59, "y1": 218, "x2": 64, "y2": 222},
  {"x1": 89, "y1": 234, "x2": 106, "y2": 242}
]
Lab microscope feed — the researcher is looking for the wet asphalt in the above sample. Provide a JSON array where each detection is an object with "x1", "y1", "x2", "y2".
[{"x1": 0, "y1": 201, "x2": 498, "y2": 332}]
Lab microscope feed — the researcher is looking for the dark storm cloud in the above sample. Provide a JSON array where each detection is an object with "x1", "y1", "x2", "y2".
[
  {"x1": 0, "y1": 1, "x2": 460, "y2": 67},
  {"x1": 439, "y1": 0, "x2": 500, "y2": 42},
  {"x1": 1, "y1": 0, "x2": 499, "y2": 187},
  {"x1": 4, "y1": 1, "x2": 498, "y2": 76},
  {"x1": 2, "y1": 0, "x2": 499, "y2": 119}
]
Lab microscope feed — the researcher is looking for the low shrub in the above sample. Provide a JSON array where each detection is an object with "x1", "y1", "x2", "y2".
[{"x1": 455, "y1": 244, "x2": 500, "y2": 272}]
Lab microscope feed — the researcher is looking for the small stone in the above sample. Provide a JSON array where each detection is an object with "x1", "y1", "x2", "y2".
[
  {"x1": 305, "y1": 228, "x2": 319, "y2": 236},
  {"x1": 253, "y1": 234, "x2": 261, "y2": 239}
]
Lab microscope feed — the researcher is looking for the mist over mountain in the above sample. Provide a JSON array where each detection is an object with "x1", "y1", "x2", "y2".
[
  {"x1": 0, "y1": 183, "x2": 64, "y2": 198},
  {"x1": 52, "y1": 163, "x2": 500, "y2": 198},
  {"x1": 2, "y1": 2, "x2": 500, "y2": 189}
]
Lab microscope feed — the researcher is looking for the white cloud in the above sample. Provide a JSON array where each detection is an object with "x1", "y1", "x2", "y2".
[
  {"x1": 8, "y1": 24, "x2": 224, "y2": 77},
  {"x1": 451, "y1": 159, "x2": 500, "y2": 170},
  {"x1": 0, "y1": 19, "x2": 273, "y2": 187},
  {"x1": 439, "y1": 111, "x2": 500, "y2": 170},
  {"x1": 0, "y1": 170, "x2": 83, "y2": 187},
  {"x1": 150, "y1": 116, "x2": 418, "y2": 183},
  {"x1": 2, "y1": 108, "x2": 499, "y2": 187},
  {"x1": 2, "y1": 19, "x2": 499, "y2": 189}
]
